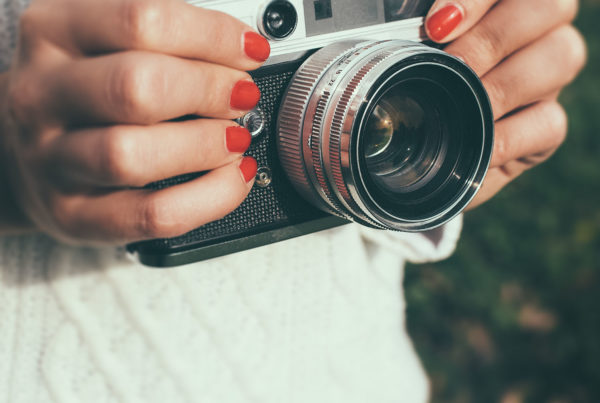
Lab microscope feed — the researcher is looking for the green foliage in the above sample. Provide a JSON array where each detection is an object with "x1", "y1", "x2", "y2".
[{"x1": 405, "y1": 1, "x2": 600, "y2": 401}]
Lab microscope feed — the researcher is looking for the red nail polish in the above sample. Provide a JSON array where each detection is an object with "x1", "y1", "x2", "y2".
[
  {"x1": 230, "y1": 80, "x2": 261, "y2": 111},
  {"x1": 239, "y1": 156, "x2": 257, "y2": 183},
  {"x1": 226, "y1": 126, "x2": 252, "y2": 153},
  {"x1": 244, "y1": 32, "x2": 271, "y2": 62},
  {"x1": 426, "y1": 5, "x2": 463, "y2": 42}
]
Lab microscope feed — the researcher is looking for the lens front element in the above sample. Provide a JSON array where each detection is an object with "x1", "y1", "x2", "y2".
[
  {"x1": 364, "y1": 87, "x2": 442, "y2": 192},
  {"x1": 364, "y1": 101, "x2": 397, "y2": 160}
]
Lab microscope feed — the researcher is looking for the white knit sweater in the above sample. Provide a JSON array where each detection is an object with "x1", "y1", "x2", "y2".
[{"x1": 0, "y1": 1, "x2": 463, "y2": 401}]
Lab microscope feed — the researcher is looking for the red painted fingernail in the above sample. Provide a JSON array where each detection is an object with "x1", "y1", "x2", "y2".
[
  {"x1": 226, "y1": 126, "x2": 252, "y2": 153},
  {"x1": 239, "y1": 156, "x2": 257, "y2": 183},
  {"x1": 230, "y1": 80, "x2": 261, "y2": 111},
  {"x1": 426, "y1": 4, "x2": 463, "y2": 42},
  {"x1": 244, "y1": 32, "x2": 271, "y2": 62}
]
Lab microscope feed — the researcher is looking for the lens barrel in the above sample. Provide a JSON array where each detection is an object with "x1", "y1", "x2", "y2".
[{"x1": 277, "y1": 40, "x2": 494, "y2": 231}]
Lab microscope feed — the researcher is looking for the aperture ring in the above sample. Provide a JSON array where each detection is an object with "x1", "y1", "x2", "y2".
[
  {"x1": 277, "y1": 43, "x2": 355, "y2": 215},
  {"x1": 328, "y1": 51, "x2": 394, "y2": 228},
  {"x1": 311, "y1": 92, "x2": 351, "y2": 219}
]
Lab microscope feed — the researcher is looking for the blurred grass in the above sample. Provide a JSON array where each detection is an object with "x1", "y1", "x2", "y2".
[{"x1": 405, "y1": 1, "x2": 600, "y2": 402}]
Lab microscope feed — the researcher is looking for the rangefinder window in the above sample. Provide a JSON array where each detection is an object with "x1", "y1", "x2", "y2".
[
  {"x1": 384, "y1": 0, "x2": 435, "y2": 21},
  {"x1": 313, "y1": 0, "x2": 332, "y2": 20},
  {"x1": 303, "y1": 0, "x2": 384, "y2": 37}
]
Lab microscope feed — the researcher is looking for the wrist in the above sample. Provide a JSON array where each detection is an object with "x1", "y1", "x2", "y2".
[{"x1": 0, "y1": 72, "x2": 34, "y2": 235}]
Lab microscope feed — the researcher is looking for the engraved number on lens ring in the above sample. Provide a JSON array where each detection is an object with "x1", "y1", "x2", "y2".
[{"x1": 256, "y1": 167, "x2": 273, "y2": 188}]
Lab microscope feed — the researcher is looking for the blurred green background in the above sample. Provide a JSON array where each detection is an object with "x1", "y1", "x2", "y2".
[{"x1": 405, "y1": 1, "x2": 600, "y2": 402}]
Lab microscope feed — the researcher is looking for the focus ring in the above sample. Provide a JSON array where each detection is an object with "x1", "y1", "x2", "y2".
[
  {"x1": 328, "y1": 51, "x2": 394, "y2": 228},
  {"x1": 277, "y1": 43, "x2": 359, "y2": 216},
  {"x1": 310, "y1": 91, "x2": 351, "y2": 218}
]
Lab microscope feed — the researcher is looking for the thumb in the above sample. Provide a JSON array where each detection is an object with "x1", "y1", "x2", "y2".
[{"x1": 425, "y1": 0, "x2": 499, "y2": 43}]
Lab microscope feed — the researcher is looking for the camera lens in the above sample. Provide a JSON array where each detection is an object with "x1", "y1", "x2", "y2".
[
  {"x1": 277, "y1": 40, "x2": 494, "y2": 231},
  {"x1": 357, "y1": 65, "x2": 483, "y2": 223},
  {"x1": 363, "y1": 91, "x2": 441, "y2": 190},
  {"x1": 261, "y1": 1, "x2": 298, "y2": 40}
]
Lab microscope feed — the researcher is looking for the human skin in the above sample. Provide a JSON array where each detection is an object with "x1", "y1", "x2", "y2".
[
  {"x1": 0, "y1": 0, "x2": 587, "y2": 244},
  {"x1": 425, "y1": 0, "x2": 586, "y2": 209}
]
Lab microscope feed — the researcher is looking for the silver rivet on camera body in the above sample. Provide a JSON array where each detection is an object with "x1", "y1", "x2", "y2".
[
  {"x1": 256, "y1": 167, "x2": 273, "y2": 188},
  {"x1": 237, "y1": 107, "x2": 266, "y2": 138}
]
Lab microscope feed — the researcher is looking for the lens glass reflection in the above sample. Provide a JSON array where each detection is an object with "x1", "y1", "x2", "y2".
[
  {"x1": 357, "y1": 63, "x2": 486, "y2": 223},
  {"x1": 364, "y1": 82, "x2": 445, "y2": 195}
]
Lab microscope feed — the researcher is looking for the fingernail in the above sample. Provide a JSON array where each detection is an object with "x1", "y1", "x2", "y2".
[
  {"x1": 230, "y1": 80, "x2": 261, "y2": 111},
  {"x1": 226, "y1": 126, "x2": 252, "y2": 153},
  {"x1": 244, "y1": 32, "x2": 271, "y2": 62},
  {"x1": 426, "y1": 4, "x2": 463, "y2": 42},
  {"x1": 239, "y1": 156, "x2": 258, "y2": 183}
]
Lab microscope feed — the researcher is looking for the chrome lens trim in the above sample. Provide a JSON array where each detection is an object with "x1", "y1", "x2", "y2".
[{"x1": 277, "y1": 40, "x2": 494, "y2": 231}]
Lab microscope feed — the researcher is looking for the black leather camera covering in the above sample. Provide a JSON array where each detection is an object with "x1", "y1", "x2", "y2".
[{"x1": 128, "y1": 62, "x2": 331, "y2": 260}]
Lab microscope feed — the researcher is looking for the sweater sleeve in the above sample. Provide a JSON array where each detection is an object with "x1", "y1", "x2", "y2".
[
  {"x1": 358, "y1": 214, "x2": 463, "y2": 264},
  {"x1": 0, "y1": 0, "x2": 29, "y2": 72}
]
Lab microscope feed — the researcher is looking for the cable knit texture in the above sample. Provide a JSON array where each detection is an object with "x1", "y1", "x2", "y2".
[
  {"x1": 0, "y1": 0, "x2": 463, "y2": 401},
  {"x1": 0, "y1": 220, "x2": 462, "y2": 403}
]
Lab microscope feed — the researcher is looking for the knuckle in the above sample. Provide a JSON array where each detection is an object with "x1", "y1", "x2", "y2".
[
  {"x1": 48, "y1": 195, "x2": 78, "y2": 237},
  {"x1": 200, "y1": 9, "x2": 238, "y2": 52},
  {"x1": 553, "y1": 0, "x2": 579, "y2": 22},
  {"x1": 7, "y1": 76, "x2": 40, "y2": 123},
  {"x1": 138, "y1": 196, "x2": 182, "y2": 238},
  {"x1": 121, "y1": 0, "x2": 162, "y2": 48},
  {"x1": 542, "y1": 101, "x2": 568, "y2": 149},
  {"x1": 449, "y1": 21, "x2": 505, "y2": 74},
  {"x1": 201, "y1": 72, "x2": 221, "y2": 113},
  {"x1": 484, "y1": 77, "x2": 510, "y2": 119},
  {"x1": 493, "y1": 133, "x2": 510, "y2": 166},
  {"x1": 471, "y1": 22, "x2": 505, "y2": 70},
  {"x1": 18, "y1": 7, "x2": 42, "y2": 41},
  {"x1": 108, "y1": 57, "x2": 159, "y2": 122},
  {"x1": 48, "y1": 196, "x2": 67, "y2": 228},
  {"x1": 101, "y1": 128, "x2": 139, "y2": 184},
  {"x1": 557, "y1": 25, "x2": 588, "y2": 77}
]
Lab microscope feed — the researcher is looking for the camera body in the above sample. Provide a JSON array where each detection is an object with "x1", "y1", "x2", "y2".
[
  {"x1": 188, "y1": 0, "x2": 433, "y2": 64},
  {"x1": 127, "y1": 0, "x2": 494, "y2": 268}
]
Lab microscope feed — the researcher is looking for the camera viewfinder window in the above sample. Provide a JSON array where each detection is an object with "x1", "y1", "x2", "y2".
[
  {"x1": 314, "y1": 0, "x2": 332, "y2": 20},
  {"x1": 304, "y1": 0, "x2": 384, "y2": 36},
  {"x1": 384, "y1": 0, "x2": 434, "y2": 21}
]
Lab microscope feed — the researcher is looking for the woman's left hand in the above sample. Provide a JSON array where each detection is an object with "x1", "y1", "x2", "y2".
[{"x1": 425, "y1": 0, "x2": 587, "y2": 209}]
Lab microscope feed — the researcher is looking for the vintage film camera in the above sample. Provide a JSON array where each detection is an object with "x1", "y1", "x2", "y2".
[{"x1": 127, "y1": 0, "x2": 495, "y2": 267}]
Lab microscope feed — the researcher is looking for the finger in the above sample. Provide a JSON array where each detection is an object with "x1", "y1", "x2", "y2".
[
  {"x1": 482, "y1": 25, "x2": 587, "y2": 119},
  {"x1": 490, "y1": 101, "x2": 567, "y2": 168},
  {"x1": 543, "y1": 90, "x2": 562, "y2": 102},
  {"x1": 49, "y1": 51, "x2": 261, "y2": 125},
  {"x1": 444, "y1": 0, "x2": 579, "y2": 76},
  {"x1": 46, "y1": 120, "x2": 252, "y2": 188},
  {"x1": 50, "y1": 157, "x2": 258, "y2": 244},
  {"x1": 469, "y1": 101, "x2": 568, "y2": 210},
  {"x1": 24, "y1": 0, "x2": 270, "y2": 70},
  {"x1": 425, "y1": 0, "x2": 498, "y2": 43},
  {"x1": 468, "y1": 154, "x2": 555, "y2": 211}
]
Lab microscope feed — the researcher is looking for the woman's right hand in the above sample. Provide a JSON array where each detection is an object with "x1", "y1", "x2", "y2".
[{"x1": 0, "y1": 0, "x2": 270, "y2": 244}]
